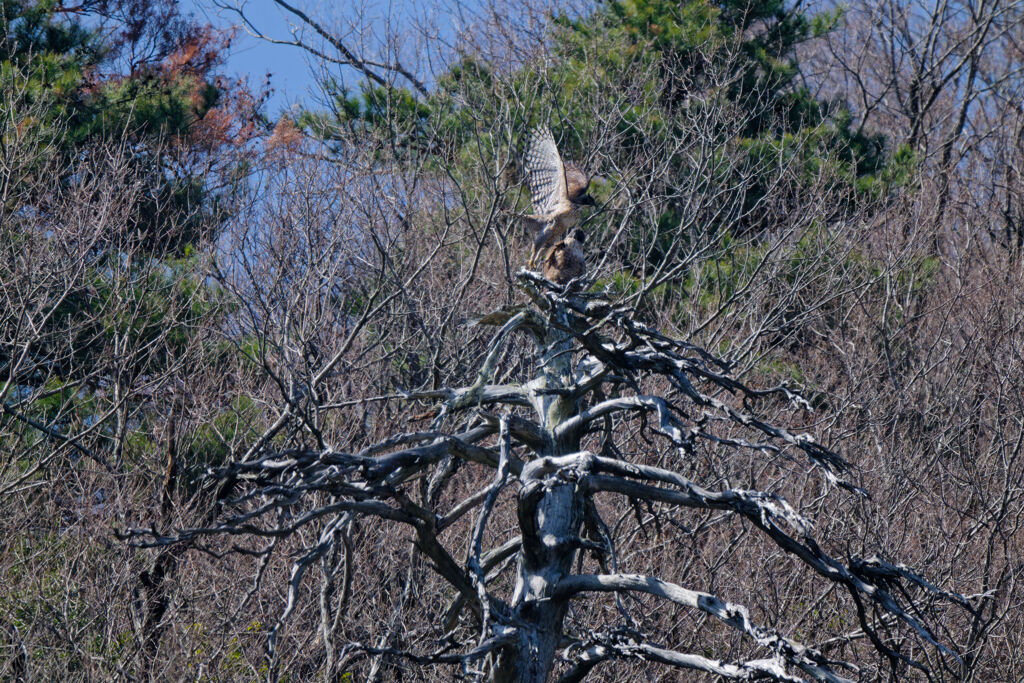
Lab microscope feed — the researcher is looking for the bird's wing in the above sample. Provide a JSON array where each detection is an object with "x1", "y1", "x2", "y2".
[{"x1": 524, "y1": 126, "x2": 568, "y2": 215}]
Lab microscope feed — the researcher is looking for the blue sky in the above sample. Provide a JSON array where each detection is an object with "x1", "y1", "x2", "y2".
[
  {"x1": 181, "y1": 0, "x2": 484, "y2": 118},
  {"x1": 182, "y1": 0, "x2": 322, "y2": 116}
]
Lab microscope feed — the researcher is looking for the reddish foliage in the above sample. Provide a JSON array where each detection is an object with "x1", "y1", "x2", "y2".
[
  {"x1": 62, "y1": 0, "x2": 268, "y2": 154},
  {"x1": 265, "y1": 117, "x2": 304, "y2": 158}
]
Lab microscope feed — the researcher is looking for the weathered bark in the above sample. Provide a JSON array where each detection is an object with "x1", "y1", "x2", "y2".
[{"x1": 493, "y1": 305, "x2": 583, "y2": 682}]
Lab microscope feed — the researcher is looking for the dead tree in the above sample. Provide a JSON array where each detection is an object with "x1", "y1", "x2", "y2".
[{"x1": 124, "y1": 268, "x2": 976, "y2": 681}]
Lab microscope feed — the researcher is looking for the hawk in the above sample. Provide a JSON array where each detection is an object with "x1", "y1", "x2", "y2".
[
  {"x1": 542, "y1": 228, "x2": 587, "y2": 285},
  {"x1": 522, "y1": 126, "x2": 595, "y2": 267}
]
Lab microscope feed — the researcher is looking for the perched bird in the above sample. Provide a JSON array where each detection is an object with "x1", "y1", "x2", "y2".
[
  {"x1": 522, "y1": 126, "x2": 595, "y2": 267},
  {"x1": 543, "y1": 228, "x2": 587, "y2": 285}
]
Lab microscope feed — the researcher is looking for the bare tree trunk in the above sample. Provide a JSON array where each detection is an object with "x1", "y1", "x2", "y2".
[
  {"x1": 494, "y1": 308, "x2": 583, "y2": 682},
  {"x1": 133, "y1": 407, "x2": 181, "y2": 666}
]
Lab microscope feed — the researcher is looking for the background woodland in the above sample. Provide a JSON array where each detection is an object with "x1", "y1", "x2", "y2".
[{"x1": 3, "y1": 0, "x2": 1024, "y2": 680}]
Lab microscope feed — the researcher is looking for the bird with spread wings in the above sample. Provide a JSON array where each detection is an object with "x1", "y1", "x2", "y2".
[{"x1": 521, "y1": 126, "x2": 595, "y2": 268}]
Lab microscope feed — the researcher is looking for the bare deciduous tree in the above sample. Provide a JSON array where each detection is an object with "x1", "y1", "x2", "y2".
[{"x1": 124, "y1": 260, "x2": 977, "y2": 681}]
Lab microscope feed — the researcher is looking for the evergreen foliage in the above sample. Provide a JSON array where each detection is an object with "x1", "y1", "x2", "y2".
[{"x1": 298, "y1": 0, "x2": 898, "y2": 283}]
